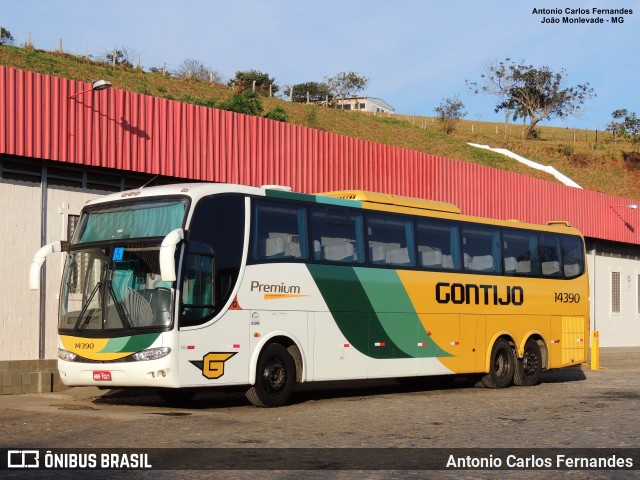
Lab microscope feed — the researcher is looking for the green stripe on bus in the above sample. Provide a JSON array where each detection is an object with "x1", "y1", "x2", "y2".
[
  {"x1": 265, "y1": 189, "x2": 362, "y2": 208},
  {"x1": 315, "y1": 196, "x2": 362, "y2": 208},
  {"x1": 353, "y1": 268, "x2": 441, "y2": 358},
  {"x1": 264, "y1": 189, "x2": 316, "y2": 203},
  {"x1": 99, "y1": 333, "x2": 160, "y2": 353},
  {"x1": 98, "y1": 336, "x2": 130, "y2": 353},
  {"x1": 306, "y1": 264, "x2": 410, "y2": 359}
]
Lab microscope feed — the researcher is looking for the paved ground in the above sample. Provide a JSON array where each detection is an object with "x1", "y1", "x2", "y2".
[{"x1": 1, "y1": 361, "x2": 638, "y2": 479}]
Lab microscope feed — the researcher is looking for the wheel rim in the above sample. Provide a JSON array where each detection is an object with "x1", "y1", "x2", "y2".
[
  {"x1": 262, "y1": 358, "x2": 287, "y2": 393},
  {"x1": 522, "y1": 348, "x2": 539, "y2": 377},
  {"x1": 494, "y1": 350, "x2": 508, "y2": 378}
]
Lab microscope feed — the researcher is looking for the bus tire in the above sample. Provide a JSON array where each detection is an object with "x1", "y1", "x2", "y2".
[
  {"x1": 246, "y1": 343, "x2": 296, "y2": 408},
  {"x1": 481, "y1": 338, "x2": 515, "y2": 388},
  {"x1": 513, "y1": 339, "x2": 542, "y2": 387}
]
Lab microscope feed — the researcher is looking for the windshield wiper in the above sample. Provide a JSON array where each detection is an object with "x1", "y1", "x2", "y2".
[
  {"x1": 108, "y1": 281, "x2": 133, "y2": 331},
  {"x1": 74, "y1": 282, "x2": 101, "y2": 333}
]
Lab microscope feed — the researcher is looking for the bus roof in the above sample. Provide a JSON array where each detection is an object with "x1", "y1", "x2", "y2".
[
  {"x1": 82, "y1": 183, "x2": 582, "y2": 237},
  {"x1": 318, "y1": 190, "x2": 461, "y2": 214}
]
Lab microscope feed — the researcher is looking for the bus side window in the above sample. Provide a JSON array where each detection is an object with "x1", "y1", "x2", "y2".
[
  {"x1": 461, "y1": 226, "x2": 501, "y2": 273},
  {"x1": 561, "y1": 235, "x2": 584, "y2": 278},
  {"x1": 502, "y1": 230, "x2": 539, "y2": 276},
  {"x1": 251, "y1": 201, "x2": 308, "y2": 262},
  {"x1": 309, "y1": 207, "x2": 364, "y2": 264},
  {"x1": 181, "y1": 254, "x2": 215, "y2": 324},
  {"x1": 366, "y1": 213, "x2": 415, "y2": 267},
  {"x1": 415, "y1": 219, "x2": 460, "y2": 270},
  {"x1": 540, "y1": 234, "x2": 562, "y2": 277}
]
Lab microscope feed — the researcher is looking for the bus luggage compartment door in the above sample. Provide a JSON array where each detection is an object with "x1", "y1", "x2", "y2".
[{"x1": 549, "y1": 315, "x2": 588, "y2": 367}]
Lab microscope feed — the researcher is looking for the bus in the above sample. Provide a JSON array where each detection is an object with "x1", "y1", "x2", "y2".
[{"x1": 30, "y1": 183, "x2": 589, "y2": 407}]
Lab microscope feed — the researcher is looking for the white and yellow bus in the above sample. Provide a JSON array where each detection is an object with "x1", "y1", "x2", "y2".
[{"x1": 31, "y1": 183, "x2": 589, "y2": 407}]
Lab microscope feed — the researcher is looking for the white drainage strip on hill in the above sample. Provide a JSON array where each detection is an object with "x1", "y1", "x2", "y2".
[{"x1": 467, "y1": 142, "x2": 582, "y2": 189}]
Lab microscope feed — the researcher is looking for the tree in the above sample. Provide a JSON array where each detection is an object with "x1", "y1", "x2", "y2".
[
  {"x1": 218, "y1": 89, "x2": 264, "y2": 116},
  {"x1": 608, "y1": 109, "x2": 640, "y2": 150},
  {"x1": 325, "y1": 72, "x2": 368, "y2": 105},
  {"x1": 107, "y1": 50, "x2": 131, "y2": 68},
  {"x1": 176, "y1": 59, "x2": 223, "y2": 82},
  {"x1": 606, "y1": 109, "x2": 627, "y2": 143},
  {"x1": 289, "y1": 81, "x2": 332, "y2": 103},
  {"x1": 229, "y1": 70, "x2": 279, "y2": 96},
  {"x1": 467, "y1": 59, "x2": 594, "y2": 139},
  {"x1": 104, "y1": 47, "x2": 138, "y2": 68},
  {"x1": 0, "y1": 26, "x2": 14, "y2": 46},
  {"x1": 434, "y1": 96, "x2": 467, "y2": 134}
]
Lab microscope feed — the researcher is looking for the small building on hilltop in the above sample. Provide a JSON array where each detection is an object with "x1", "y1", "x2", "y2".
[{"x1": 335, "y1": 96, "x2": 395, "y2": 113}]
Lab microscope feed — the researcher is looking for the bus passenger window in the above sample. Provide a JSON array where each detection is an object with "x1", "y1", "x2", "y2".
[
  {"x1": 561, "y1": 236, "x2": 584, "y2": 278},
  {"x1": 366, "y1": 214, "x2": 415, "y2": 267},
  {"x1": 461, "y1": 226, "x2": 501, "y2": 273},
  {"x1": 502, "y1": 231, "x2": 539, "y2": 276},
  {"x1": 415, "y1": 219, "x2": 460, "y2": 270},
  {"x1": 540, "y1": 234, "x2": 562, "y2": 277},
  {"x1": 309, "y1": 207, "x2": 363, "y2": 264},
  {"x1": 251, "y1": 201, "x2": 308, "y2": 262}
]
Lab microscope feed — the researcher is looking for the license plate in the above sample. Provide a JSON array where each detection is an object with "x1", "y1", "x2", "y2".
[{"x1": 93, "y1": 371, "x2": 112, "y2": 381}]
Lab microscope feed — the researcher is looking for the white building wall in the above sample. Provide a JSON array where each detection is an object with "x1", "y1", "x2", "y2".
[
  {"x1": 0, "y1": 181, "x2": 102, "y2": 361},
  {"x1": 336, "y1": 98, "x2": 394, "y2": 113},
  {"x1": 0, "y1": 180, "x2": 42, "y2": 360},
  {"x1": 589, "y1": 252, "x2": 640, "y2": 347}
]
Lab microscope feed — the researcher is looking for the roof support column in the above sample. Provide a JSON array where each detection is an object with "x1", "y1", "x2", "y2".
[{"x1": 39, "y1": 163, "x2": 48, "y2": 360}]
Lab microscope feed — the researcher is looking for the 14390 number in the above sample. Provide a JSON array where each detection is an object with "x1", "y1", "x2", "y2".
[{"x1": 554, "y1": 292, "x2": 581, "y2": 303}]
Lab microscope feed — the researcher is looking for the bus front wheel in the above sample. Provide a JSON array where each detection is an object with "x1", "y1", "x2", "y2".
[
  {"x1": 246, "y1": 343, "x2": 296, "y2": 407},
  {"x1": 513, "y1": 339, "x2": 542, "y2": 386},
  {"x1": 481, "y1": 339, "x2": 515, "y2": 388}
]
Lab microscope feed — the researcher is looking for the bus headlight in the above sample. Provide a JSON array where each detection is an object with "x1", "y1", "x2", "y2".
[
  {"x1": 58, "y1": 349, "x2": 77, "y2": 361},
  {"x1": 132, "y1": 347, "x2": 171, "y2": 362}
]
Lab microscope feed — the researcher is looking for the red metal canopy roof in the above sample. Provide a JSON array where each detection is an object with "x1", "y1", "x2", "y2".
[{"x1": 1, "y1": 66, "x2": 638, "y2": 244}]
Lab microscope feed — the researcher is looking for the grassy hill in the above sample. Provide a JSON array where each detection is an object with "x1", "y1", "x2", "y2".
[{"x1": 1, "y1": 45, "x2": 638, "y2": 198}]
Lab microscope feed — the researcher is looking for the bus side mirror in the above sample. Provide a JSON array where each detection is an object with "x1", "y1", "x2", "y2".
[
  {"x1": 29, "y1": 241, "x2": 67, "y2": 290},
  {"x1": 160, "y1": 228, "x2": 184, "y2": 282}
]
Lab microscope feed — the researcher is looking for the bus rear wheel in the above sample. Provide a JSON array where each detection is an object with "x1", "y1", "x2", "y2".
[
  {"x1": 513, "y1": 339, "x2": 542, "y2": 386},
  {"x1": 246, "y1": 343, "x2": 296, "y2": 407},
  {"x1": 481, "y1": 338, "x2": 515, "y2": 388}
]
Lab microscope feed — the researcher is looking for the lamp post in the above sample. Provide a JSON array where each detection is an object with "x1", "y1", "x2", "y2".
[
  {"x1": 37, "y1": 79, "x2": 113, "y2": 360},
  {"x1": 611, "y1": 204, "x2": 639, "y2": 210},
  {"x1": 68, "y1": 79, "x2": 112, "y2": 98}
]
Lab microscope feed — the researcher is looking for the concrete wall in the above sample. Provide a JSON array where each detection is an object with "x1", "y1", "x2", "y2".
[{"x1": 0, "y1": 180, "x2": 42, "y2": 361}]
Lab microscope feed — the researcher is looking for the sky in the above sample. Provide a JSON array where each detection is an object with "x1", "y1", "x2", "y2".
[{"x1": 1, "y1": 0, "x2": 638, "y2": 130}]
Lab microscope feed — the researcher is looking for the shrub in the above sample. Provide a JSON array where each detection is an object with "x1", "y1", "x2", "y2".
[
  {"x1": 557, "y1": 144, "x2": 573, "y2": 157},
  {"x1": 568, "y1": 152, "x2": 590, "y2": 167},
  {"x1": 264, "y1": 107, "x2": 288, "y2": 123},
  {"x1": 623, "y1": 151, "x2": 640, "y2": 170}
]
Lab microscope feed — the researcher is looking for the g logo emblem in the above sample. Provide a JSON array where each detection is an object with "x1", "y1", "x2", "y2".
[{"x1": 202, "y1": 352, "x2": 236, "y2": 379}]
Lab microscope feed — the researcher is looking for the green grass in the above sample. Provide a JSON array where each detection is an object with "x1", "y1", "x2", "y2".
[{"x1": 1, "y1": 45, "x2": 638, "y2": 197}]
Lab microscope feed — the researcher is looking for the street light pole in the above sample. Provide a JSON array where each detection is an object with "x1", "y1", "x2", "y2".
[{"x1": 68, "y1": 79, "x2": 112, "y2": 98}]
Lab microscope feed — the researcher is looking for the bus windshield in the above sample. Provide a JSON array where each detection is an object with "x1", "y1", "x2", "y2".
[
  {"x1": 59, "y1": 243, "x2": 174, "y2": 332},
  {"x1": 73, "y1": 199, "x2": 187, "y2": 244}
]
